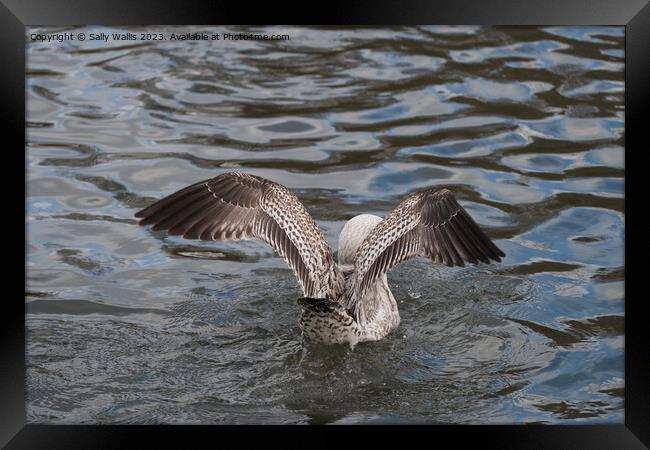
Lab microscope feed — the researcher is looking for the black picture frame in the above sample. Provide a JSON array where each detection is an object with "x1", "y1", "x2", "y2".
[{"x1": 6, "y1": 0, "x2": 648, "y2": 447}]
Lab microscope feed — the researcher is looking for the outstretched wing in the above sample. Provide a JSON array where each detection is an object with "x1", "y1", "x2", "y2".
[
  {"x1": 346, "y1": 188, "x2": 505, "y2": 324},
  {"x1": 135, "y1": 172, "x2": 343, "y2": 298}
]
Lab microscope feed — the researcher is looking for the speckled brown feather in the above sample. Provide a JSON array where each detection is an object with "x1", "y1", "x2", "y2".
[
  {"x1": 135, "y1": 172, "x2": 343, "y2": 298},
  {"x1": 346, "y1": 188, "x2": 505, "y2": 325}
]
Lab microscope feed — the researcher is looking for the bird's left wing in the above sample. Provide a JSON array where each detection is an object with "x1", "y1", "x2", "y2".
[{"x1": 135, "y1": 172, "x2": 342, "y2": 298}]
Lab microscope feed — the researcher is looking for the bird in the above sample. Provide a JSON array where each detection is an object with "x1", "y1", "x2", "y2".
[{"x1": 135, "y1": 171, "x2": 505, "y2": 347}]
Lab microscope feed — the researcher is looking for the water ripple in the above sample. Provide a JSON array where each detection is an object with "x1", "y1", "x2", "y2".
[{"x1": 27, "y1": 25, "x2": 624, "y2": 425}]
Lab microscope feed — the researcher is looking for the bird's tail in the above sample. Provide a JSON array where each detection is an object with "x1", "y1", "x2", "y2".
[
  {"x1": 298, "y1": 297, "x2": 333, "y2": 307},
  {"x1": 297, "y1": 297, "x2": 357, "y2": 323}
]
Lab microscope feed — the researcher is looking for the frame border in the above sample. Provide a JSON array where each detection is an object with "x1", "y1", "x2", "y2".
[{"x1": 7, "y1": 0, "x2": 649, "y2": 447}]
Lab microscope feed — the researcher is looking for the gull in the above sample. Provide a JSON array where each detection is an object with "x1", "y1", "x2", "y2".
[{"x1": 135, "y1": 172, "x2": 505, "y2": 347}]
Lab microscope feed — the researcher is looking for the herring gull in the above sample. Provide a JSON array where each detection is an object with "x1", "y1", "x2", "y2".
[{"x1": 135, "y1": 172, "x2": 505, "y2": 347}]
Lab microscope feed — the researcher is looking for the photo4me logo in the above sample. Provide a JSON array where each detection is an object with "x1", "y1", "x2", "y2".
[{"x1": 30, "y1": 31, "x2": 291, "y2": 42}]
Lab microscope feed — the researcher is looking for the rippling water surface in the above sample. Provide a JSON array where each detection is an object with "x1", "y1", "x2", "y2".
[{"x1": 26, "y1": 26, "x2": 624, "y2": 424}]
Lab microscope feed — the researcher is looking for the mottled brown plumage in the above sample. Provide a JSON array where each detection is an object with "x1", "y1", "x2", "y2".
[
  {"x1": 345, "y1": 188, "x2": 505, "y2": 326},
  {"x1": 135, "y1": 172, "x2": 343, "y2": 299},
  {"x1": 135, "y1": 172, "x2": 505, "y2": 346}
]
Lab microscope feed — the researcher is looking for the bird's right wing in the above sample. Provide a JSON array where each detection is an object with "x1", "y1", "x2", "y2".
[{"x1": 345, "y1": 188, "x2": 505, "y2": 325}]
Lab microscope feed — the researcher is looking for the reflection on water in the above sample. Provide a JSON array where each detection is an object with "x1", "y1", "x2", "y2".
[{"x1": 26, "y1": 26, "x2": 624, "y2": 424}]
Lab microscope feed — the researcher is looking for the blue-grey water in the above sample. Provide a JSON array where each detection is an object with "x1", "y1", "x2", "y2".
[{"x1": 26, "y1": 26, "x2": 624, "y2": 424}]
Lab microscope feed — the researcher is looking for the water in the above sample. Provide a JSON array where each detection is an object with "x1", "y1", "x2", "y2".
[{"x1": 26, "y1": 26, "x2": 624, "y2": 424}]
